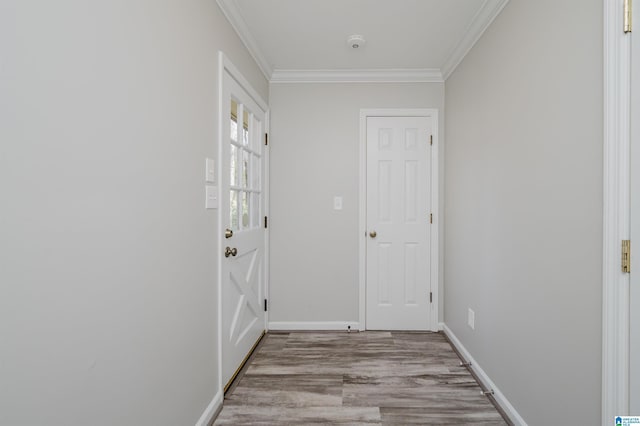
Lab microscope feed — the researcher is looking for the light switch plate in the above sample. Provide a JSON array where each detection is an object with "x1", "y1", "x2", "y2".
[
  {"x1": 205, "y1": 158, "x2": 216, "y2": 183},
  {"x1": 333, "y1": 196, "x2": 343, "y2": 210},
  {"x1": 468, "y1": 308, "x2": 475, "y2": 330},
  {"x1": 205, "y1": 185, "x2": 218, "y2": 209}
]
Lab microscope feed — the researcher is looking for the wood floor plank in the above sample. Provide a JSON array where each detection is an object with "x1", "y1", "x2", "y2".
[
  {"x1": 215, "y1": 406, "x2": 382, "y2": 425},
  {"x1": 380, "y1": 406, "x2": 505, "y2": 425},
  {"x1": 225, "y1": 374, "x2": 344, "y2": 407},
  {"x1": 215, "y1": 331, "x2": 507, "y2": 425}
]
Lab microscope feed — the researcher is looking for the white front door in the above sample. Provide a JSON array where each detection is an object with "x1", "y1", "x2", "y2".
[
  {"x1": 365, "y1": 116, "x2": 432, "y2": 330},
  {"x1": 220, "y1": 71, "x2": 266, "y2": 390},
  {"x1": 630, "y1": 0, "x2": 640, "y2": 411}
]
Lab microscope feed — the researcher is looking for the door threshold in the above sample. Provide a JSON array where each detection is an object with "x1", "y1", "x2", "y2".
[{"x1": 223, "y1": 330, "x2": 266, "y2": 395}]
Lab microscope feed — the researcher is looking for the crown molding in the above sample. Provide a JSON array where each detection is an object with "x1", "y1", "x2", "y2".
[
  {"x1": 218, "y1": 0, "x2": 508, "y2": 83},
  {"x1": 216, "y1": 0, "x2": 273, "y2": 80},
  {"x1": 270, "y1": 68, "x2": 444, "y2": 84},
  {"x1": 441, "y1": 0, "x2": 510, "y2": 80}
]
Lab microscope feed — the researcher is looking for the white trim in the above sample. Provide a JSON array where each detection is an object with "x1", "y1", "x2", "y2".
[
  {"x1": 194, "y1": 391, "x2": 223, "y2": 426},
  {"x1": 216, "y1": 0, "x2": 273, "y2": 80},
  {"x1": 263, "y1": 110, "x2": 270, "y2": 331},
  {"x1": 270, "y1": 69, "x2": 443, "y2": 84},
  {"x1": 217, "y1": 0, "x2": 509, "y2": 84},
  {"x1": 217, "y1": 50, "x2": 270, "y2": 398},
  {"x1": 219, "y1": 52, "x2": 268, "y2": 112},
  {"x1": 437, "y1": 322, "x2": 445, "y2": 331},
  {"x1": 268, "y1": 321, "x2": 360, "y2": 331},
  {"x1": 443, "y1": 324, "x2": 527, "y2": 426},
  {"x1": 358, "y1": 112, "x2": 367, "y2": 332},
  {"x1": 429, "y1": 110, "x2": 440, "y2": 331},
  {"x1": 359, "y1": 108, "x2": 440, "y2": 332},
  {"x1": 602, "y1": 0, "x2": 631, "y2": 422},
  {"x1": 216, "y1": 51, "x2": 225, "y2": 403},
  {"x1": 441, "y1": 0, "x2": 510, "y2": 80}
]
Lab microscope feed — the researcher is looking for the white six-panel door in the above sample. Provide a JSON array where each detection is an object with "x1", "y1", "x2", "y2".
[
  {"x1": 220, "y1": 71, "x2": 266, "y2": 390},
  {"x1": 366, "y1": 116, "x2": 432, "y2": 330}
]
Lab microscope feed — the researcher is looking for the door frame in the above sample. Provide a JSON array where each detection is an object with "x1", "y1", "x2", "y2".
[
  {"x1": 602, "y1": 0, "x2": 633, "y2": 421},
  {"x1": 216, "y1": 52, "x2": 269, "y2": 394},
  {"x1": 358, "y1": 108, "x2": 439, "y2": 332}
]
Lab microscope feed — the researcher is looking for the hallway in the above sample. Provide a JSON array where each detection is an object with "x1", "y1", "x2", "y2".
[
  {"x1": 215, "y1": 332, "x2": 507, "y2": 425},
  {"x1": 1, "y1": 1, "x2": 612, "y2": 424}
]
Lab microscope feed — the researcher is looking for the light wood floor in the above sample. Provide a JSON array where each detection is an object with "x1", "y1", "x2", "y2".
[{"x1": 214, "y1": 331, "x2": 508, "y2": 425}]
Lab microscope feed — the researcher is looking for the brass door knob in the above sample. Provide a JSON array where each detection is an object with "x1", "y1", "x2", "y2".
[
  {"x1": 369, "y1": 231, "x2": 377, "y2": 238},
  {"x1": 225, "y1": 228, "x2": 233, "y2": 239},
  {"x1": 225, "y1": 247, "x2": 238, "y2": 258}
]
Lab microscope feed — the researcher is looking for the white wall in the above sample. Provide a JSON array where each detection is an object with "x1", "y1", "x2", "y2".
[
  {"x1": 268, "y1": 82, "x2": 444, "y2": 324},
  {"x1": 0, "y1": 2, "x2": 267, "y2": 425},
  {"x1": 444, "y1": 0, "x2": 602, "y2": 424}
]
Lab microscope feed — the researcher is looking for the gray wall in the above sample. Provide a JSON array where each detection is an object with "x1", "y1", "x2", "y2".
[
  {"x1": 269, "y1": 83, "x2": 444, "y2": 324},
  {"x1": 0, "y1": 1, "x2": 267, "y2": 425},
  {"x1": 444, "y1": 0, "x2": 602, "y2": 424}
]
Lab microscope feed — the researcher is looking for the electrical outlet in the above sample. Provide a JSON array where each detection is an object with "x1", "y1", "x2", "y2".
[
  {"x1": 468, "y1": 308, "x2": 475, "y2": 330},
  {"x1": 334, "y1": 196, "x2": 343, "y2": 210},
  {"x1": 205, "y1": 185, "x2": 218, "y2": 209},
  {"x1": 205, "y1": 158, "x2": 216, "y2": 183}
]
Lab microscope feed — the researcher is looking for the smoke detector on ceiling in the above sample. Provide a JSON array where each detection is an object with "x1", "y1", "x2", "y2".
[{"x1": 347, "y1": 35, "x2": 366, "y2": 49}]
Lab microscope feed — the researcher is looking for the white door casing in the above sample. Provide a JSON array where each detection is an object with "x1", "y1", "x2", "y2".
[
  {"x1": 364, "y1": 115, "x2": 434, "y2": 331},
  {"x1": 630, "y1": 0, "x2": 640, "y2": 412},
  {"x1": 218, "y1": 53, "x2": 268, "y2": 392},
  {"x1": 603, "y1": 0, "x2": 634, "y2": 421}
]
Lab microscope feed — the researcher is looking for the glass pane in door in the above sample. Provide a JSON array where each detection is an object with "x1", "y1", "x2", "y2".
[
  {"x1": 228, "y1": 99, "x2": 264, "y2": 232},
  {"x1": 252, "y1": 192, "x2": 260, "y2": 228},
  {"x1": 230, "y1": 144, "x2": 238, "y2": 187},
  {"x1": 251, "y1": 154, "x2": 260, "y2": 190},
  {"x1": 230, "y1": 100, "x2": 238, "y2": 143},
  {"x1": 242, "y1": 110, "x2": 249, "y2": 146},
  {"x1": 241, "y1": 191, "x2": 249, "y2": 229},
  {"x1": 230, "y1": 190, "x2": 238, "y2": 230},
  {"x1": 242, "y1": 150, "x2": 249, "y2": 189}
]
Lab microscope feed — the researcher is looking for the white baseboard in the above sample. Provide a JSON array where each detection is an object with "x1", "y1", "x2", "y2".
[
  {"x1": 442, "y1": 324, "x2": 527, "y2": 426},
  {"x1": 438, "y1": 322, "x2": 445, "y2": 331},
  {"x1": 195, "y1": 390, "x2": 223, "y2": 426},
  {"x1": 268, "y1": 321, "x2": 360, "y2": 331}
]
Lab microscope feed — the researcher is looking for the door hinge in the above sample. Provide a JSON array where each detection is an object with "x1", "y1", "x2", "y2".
[
  {"x1": 264, "y1": 299, "x2": 268, "y2": 312},
  {"x1": 430, "y1": 213, "x2": 433, "y2": 224},
  {"x1": 622, "y1": 240, "x2": 631, "y2": 273},
  {"x1": 430, "y1": 292, "x2": 433, "y2": 303},
  {"x1": 264, "y1": 133, "x2": 268, "y2": 146},
  {"x1": 625, "y1": 0, "x2": 632, "y2": 33},
  {"x1": 430, "y1": 135, "x2": 433, "y2": 146},
  {"x1": 264, "y1": 216, "x2": 268, "y2": 229}
]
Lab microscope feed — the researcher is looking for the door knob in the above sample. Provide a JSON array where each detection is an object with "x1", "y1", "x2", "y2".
[
  {"x1": 225, "y1": 247, "x2": 238, "y2": 257},
  {"x1": 369, "y1": 231, "x2": 377, "y2": 238},
  {"x1": 225, "y1": 228, "x2": 233, "y2": 239}
]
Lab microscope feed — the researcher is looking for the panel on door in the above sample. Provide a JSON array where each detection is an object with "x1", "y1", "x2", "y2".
[
  {"x1": 366, "y1": 117, "x2": 432, "y2": 330},
  {"x1": 221, "y1": 72, "x2": 266, "y2": 390}
]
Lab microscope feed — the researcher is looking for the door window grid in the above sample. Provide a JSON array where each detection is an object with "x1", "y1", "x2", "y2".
[{"x1": 230, "y1": 99, "x2": 262, "y2": 232}]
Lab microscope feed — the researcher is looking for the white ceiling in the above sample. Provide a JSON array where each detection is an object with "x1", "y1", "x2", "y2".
[{"x1": 217, "y1": 0, "x2": 509, "y2": 82}]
